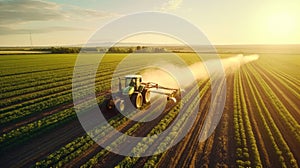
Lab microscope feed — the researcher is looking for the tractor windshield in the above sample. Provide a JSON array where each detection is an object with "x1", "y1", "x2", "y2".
[{"x1": 125, "y1": 78, "x2": 136, "y2": 87}]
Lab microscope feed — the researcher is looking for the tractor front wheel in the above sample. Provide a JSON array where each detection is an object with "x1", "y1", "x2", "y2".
[
  {"x1": 130, "y1": 93, "x2": 143, "y2": 109},
  {"x1": 102, "y1": 98, "x2": 114, "y2": 111}
]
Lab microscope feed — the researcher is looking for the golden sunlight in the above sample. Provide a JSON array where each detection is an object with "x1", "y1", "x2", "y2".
[{"x1": 267, "y1": 12, "x2": 296, "y2": 39}]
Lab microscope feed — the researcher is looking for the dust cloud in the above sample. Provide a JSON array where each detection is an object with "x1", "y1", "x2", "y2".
[{"x1": 141, "y1": 54, "x2": 260, "y2": 89}]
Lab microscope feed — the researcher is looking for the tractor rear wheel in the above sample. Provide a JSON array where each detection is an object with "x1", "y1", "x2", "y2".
[
  {"x1": 130, "y1": 93, "x2": 143, "y2": 108},
  {"x1": 142, "y1": 89, "x2": 151, "y2": 104}
]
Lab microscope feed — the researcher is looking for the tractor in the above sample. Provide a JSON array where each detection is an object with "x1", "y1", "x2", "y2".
[{"x1": 105, "y1": 75, "x2": 179, "y2": 112}]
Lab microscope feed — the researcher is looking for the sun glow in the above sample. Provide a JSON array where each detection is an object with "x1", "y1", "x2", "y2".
[{"x1": 267, "y1": 12, "x2": 296, "y2": 39}]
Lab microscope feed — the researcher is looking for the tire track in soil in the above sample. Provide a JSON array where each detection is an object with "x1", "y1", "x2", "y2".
[
  {"x1": 130, "y1": 82, "x2": 209, "y2": 168},
  {"x1": 173, "y1": 91, "x2": 211, "y2": 167},
  {"x1": 195, "y1": 132, "x2": 215, "y2": 167},
  {"x1": 208, "y1": 74, "x2": 234, "y2": 167},
  {"x1": 129, "y1": 82, "x2": 209, "y2": 168},
  {"x1": 153, "y1": 83, "x2": 211, "y2": 168}
]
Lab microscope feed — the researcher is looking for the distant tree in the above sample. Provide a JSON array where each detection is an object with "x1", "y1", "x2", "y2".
[
  {"x1": 128, "y1": 48, "x2": 133, "y2": 53},
  {"x1": 50, "y1": 47, "x2": 80, "y2": 53}
]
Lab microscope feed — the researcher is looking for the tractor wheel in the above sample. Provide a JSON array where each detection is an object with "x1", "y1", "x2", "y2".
[
  {"x1": 101, "y1": 99, "x2": 113, "y2": 111},
  {"x1": 130, "y1": 93, "x2": 143, "y2": 108},
  {"x1": 142, "y1": 89, "x2": 151, "y2": 104},
  {"x1": 107, "y1": 99, "x2": 114, "y2": 110},
  {"x1": 116, "y1": 100, "x2": 125, "y2": 112}
]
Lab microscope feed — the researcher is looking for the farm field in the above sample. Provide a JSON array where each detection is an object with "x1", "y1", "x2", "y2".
[{"x1": 0, "y1": 49, "x2": 299, "y2": 167}]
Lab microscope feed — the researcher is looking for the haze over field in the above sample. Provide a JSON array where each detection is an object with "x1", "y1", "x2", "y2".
[{"x1": 142, "y1": 54, "x2": 260, "y2": 89}]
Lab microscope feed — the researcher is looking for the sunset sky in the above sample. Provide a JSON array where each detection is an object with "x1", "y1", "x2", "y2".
[{"x1": 0, "y1": 0, "x2": 299, "y2": 46}]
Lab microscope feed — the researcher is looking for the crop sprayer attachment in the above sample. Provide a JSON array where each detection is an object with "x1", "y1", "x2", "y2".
[{"x1": 104, "y1": 75, "x2": 180, "y2": 112}]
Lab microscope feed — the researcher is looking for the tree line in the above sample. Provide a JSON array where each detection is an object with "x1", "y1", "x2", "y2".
[{"x1": 48, "y1": 46, "x2": 169, "y2": 54}]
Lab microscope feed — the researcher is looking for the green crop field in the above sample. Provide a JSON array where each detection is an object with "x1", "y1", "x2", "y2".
[{"x1": 0, "y1": 49, "x2": 299, "y2": 167}]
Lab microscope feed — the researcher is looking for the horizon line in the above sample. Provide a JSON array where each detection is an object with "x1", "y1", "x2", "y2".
[{"x1": 1, "y1": 43, "x2": 300, "y2": 48}]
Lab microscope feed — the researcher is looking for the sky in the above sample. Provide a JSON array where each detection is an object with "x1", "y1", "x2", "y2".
[{"x1": 0, "y1": 0, "x2": 299, "y2": 46}]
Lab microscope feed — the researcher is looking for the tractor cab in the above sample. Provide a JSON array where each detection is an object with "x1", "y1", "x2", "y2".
[{"x1": 124, "y1": 75, "x2": 142, "y2": 91}]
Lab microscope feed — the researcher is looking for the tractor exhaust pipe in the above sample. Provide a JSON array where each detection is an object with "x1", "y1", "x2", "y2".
[{"x1": 118, "y1": 77, "x2": 122, "y2": 91}]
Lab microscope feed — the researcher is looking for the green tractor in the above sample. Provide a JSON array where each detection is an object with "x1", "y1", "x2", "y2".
[{"x1": 105, "y1": 75, "x2": 178, "y2": 112}]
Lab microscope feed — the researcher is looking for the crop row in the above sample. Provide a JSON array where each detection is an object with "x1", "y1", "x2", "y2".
[
  {"x1": 246, "y1": 64, "x2": 300, "y2": 144},
  {"x1": 34, "y1": 114, "x2": 124, "y2": 167},
  {"x1": 35, "y1": 98, "x2": 167, "y2": 167},
  {"x1": 0, "y1": 55, "x2": 78, "y2": 77},
  {"x1": 0, "y1": 58, "x2": 149, "y2": 144},
  {"x1": 252, "y1": 64, "x2": 299, "y2": 119},
  {"x1": 1, "y1": 53, "x2": 180, "y2": 108},
  {"x1": 1, "y1": 84, "x2": 71, "y2": 113},
  {"x1": 0, "y1": 61, "x2": 115, "y2": 93},
  {"x1": 256, "y1": 61, "x2": 299, "y2": 98},
  {"x1": 257, "y1": 64, "x2": 299, "y2": 99},
  {"x1": 1, "y1": 63, "x2": 143, "y2": 125},
  {"x1": 257, "y1": 55, "x2": 300, "y2": 82},
  {"x1": 1, "y1": 56, "x2": 144, "y2": 109},
  {"x1": 259, "y1": 56, "x2": 299, "y2": 85},
  {"x1": 242, "y1": 67, "x2": 298, "y2": 168},
  {"x1": 0, "y1": 93, "x2": 106, "y2": 151},
  {"x1": 0, "y1": 54, "x2": 124, "y2": 98},
  {"x1": 83, "y1": 102, "x2": 170, "y2": 167},
  {"x1": 0, "y1": 72, "x2": 71, "y2": 97},
  {"x1": 0, "y1": 81, "x2": 110, "y2": 126},
  {"x1": 0, "y1": 92, "x2": 71, "y2": 125},
  {"x1": 0, "y1": 57, "x2": 72, "y2": 66},
  {"x1": 0, "y1": 75, "x2": 111, "y2": 115},
  {"x1": 0, "y1": 67, "x2": 72, "y2": 93},
  {"x1": 0, "y1": 64, "x2": 113, "y2": 102},
  {"x1": 143, "y1": 79, "x2": 212, "y2": 168},
  {"x1": 114, "y1": 82, "x2": 208, "y2": 167},
  {"x1": 233, "y1": 70, "x2": 262, "y2": 167}
]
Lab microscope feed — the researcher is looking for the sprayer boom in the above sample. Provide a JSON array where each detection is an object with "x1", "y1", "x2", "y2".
[
  {"x1": 142, "y1": 82, "x2": 178, "y2": 91},
  {"x1": 104, "y1": 75, "x2": 180, "y2": 112},
  {"x1": 141, "y1": 82, "x2": 179, "y2": 101}
]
